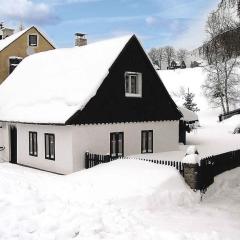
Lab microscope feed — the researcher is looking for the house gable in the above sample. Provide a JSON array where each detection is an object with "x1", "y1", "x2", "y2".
[
  {"x1": 0, "y1": 26, "x2": 55, "y2": 84},
  {"x1": 66, "y1": 36, "x2": 182, "y2": 125}
]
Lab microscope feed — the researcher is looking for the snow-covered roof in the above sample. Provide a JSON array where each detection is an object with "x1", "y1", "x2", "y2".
[
  {"x1": 0, "y1": 35, "x2": 134, "y2": 124},
  {"x1": 0, "y1": 26, "x2": 55, "y2": 52},
  {"x1": 0, "y1": 27, "x2": 30, "y2": 52},
  {"x1": 178, "y1": 106, "x2": 198, "y2": 122}
]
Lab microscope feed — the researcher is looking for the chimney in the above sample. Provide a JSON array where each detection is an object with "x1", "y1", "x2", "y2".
[
  {"x1": 75, "y1": 33, "x2": 87, "y2": 47},
  {"x1": 0, "y1": 23, "x2": 14, "y2": 40}
]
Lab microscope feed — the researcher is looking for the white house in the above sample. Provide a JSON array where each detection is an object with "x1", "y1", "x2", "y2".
[{"x1": 0, "y1": 35, "x2": 182, "y2": 174}]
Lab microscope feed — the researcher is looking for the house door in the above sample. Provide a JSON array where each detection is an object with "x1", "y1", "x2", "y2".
[
  {"x1": 10, "y1": 126, "x2": 17, "y2": 164},
  {"x1": 110, "y1": 132, "x2": 124, "y2": 158}
]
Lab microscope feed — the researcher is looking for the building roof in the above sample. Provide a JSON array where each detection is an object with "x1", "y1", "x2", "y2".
[
  {"x1": 0, "y1": 35, "x2": 134, "y2": 124},
  {"x1": 0, "y1": 27, "x2": 30, "y2": 52},
  {"x1": 178, "y1": 106, "x2": 198, "y2": 122},
  {"x1": 0, "y1": 26, "x2": 55, "y2": 52}
]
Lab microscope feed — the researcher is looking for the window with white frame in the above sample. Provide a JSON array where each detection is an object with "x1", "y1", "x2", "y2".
[
  {"x1": 125, "y1": 72, "x2": 142, "y2": 97},
  {"x1": 45, "y1": 133, "x2": 55, "y2": 160},
  {"x1": 29, "y1": 131, "x2": 38, "y2": 156},
  {"x1": 28, "y1": 34, "x2": 38, "y2": 46}
]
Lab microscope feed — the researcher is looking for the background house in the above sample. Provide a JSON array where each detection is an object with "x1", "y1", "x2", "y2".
[
  {"x1": 0, "y1": 34, "x2": 182, "y2": 174},
  {"x1": 0, "y1": 25, "x2": 55, "y2": 84}
]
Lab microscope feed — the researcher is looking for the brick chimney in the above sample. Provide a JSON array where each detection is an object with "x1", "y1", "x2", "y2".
[
  {"x1": 75, "y1": 33, "x2": 87, "y2": 47},
  {"x1": 0, "y1": 23, "x2": 14, "y2": 40}
]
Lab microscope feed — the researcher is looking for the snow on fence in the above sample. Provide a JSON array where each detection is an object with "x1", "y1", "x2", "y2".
[
  {"x1": 183, "y1": 149, "x2": 240, "y2": 190},
  {"x1": 85, "y1": 149, "x2": 240, "y2": 191},
  {"x1": 85, "y1": 152, "x2": 184, "y2": 173},
  {"x1": 218, "y1": 108, "x2": 240, "y2": 122}
]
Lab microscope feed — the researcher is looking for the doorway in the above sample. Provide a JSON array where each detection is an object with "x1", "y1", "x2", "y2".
[{"x1": 10, "y1": 126, "x2": 17, "y2": 164}]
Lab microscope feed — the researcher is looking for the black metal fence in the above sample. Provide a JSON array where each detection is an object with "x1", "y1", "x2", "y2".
[{"x1": 85, "y1": 152, "x2": 184, "y2": 173}]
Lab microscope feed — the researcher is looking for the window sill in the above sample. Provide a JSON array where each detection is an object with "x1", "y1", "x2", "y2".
[{"x1": 125, "y1": 93, "x2": 142, "y2": 98}]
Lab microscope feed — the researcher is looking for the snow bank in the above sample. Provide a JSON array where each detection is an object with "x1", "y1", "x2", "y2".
[
  {"x1": 0, "y1": 161, "x2": 199, "y2": 240},
  {"x1": 204, "y1": 167, "x2": 240, "y2": 212},
  {"x1": 67, "y1": 159, "x2": 197, "y2": 207},
  {"x1": 220, "y1": 115, "x2": 240, "y2": 133},
  {"x1": 1, "y1": 161, "x2": 240, "y2": 239}
]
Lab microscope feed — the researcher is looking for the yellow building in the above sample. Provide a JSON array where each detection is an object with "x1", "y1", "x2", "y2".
[{"x1": 0, "y1": 26, "x2": 55, "y2": 84}]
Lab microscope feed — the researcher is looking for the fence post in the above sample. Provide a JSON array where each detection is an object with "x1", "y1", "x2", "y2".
[
  {"x1": 183, "y1": 163, "x2": 201, "y2": 190},
  {"x1": 85, "y1": 152, "x2": 89, "y2": 169}
]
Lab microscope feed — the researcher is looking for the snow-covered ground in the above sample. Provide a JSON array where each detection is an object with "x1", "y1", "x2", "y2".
[
  {"x1": 1, "y1": 160, "x2": 240, "y2": 240},
  {"x1": 1, "y1": 67, "x2": 240, "y2": 239}
]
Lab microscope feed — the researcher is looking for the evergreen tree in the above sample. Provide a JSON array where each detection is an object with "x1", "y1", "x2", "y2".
[
  {"x1": 180, "y1": 61, "x2": 186, "y2": 69},
  {"x1": 183, "y1": 88, "x2": 200, "y2": 112}
]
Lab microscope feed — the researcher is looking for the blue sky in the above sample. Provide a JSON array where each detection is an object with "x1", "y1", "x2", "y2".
[{"x1": 1, "y1": 0, "x2": 219, "y2": 50}]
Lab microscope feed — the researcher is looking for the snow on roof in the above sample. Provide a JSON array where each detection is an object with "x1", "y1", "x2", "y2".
[
  {"x1": 0, "y1": 27, "x2": 30, "y2": 52},
  {"x1": 0, "y1": 35, "x2": 133, "y2": 124},
  {"x1": 178, "y1": 106, "x2": 198, "y2": 122}
]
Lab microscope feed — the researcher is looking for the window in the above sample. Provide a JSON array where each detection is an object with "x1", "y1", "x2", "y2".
[
  {"x1": 9, "y1": 57, "x2": 22, "y2": 74},
  {"x1": 29, "y1": 132, "x2": 38, "y2": 156},
  {"x1": 125, "y1": 72, "x2": 142, "y2": 97},
  {"x1": 28, "y1": 34, "x2": 38, "y2": 46},
  {"x1": 110, "y1": 132, "x2": 124, "y2": 157},
  {"x1": 141, "y1": 130, "x2": 153, "y2": 153},
  {"x1": 45, "y1": 133, "x2": 55, "y2": 160}
]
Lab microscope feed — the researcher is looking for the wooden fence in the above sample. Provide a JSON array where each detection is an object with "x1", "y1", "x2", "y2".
[
  {"x1": 218, "y1": 108, "x2": 240, "y2": 122},
  {"x1": 200, "y1": 149, "x2": 240, "y2": 177},
  {"x1": 85, "y1": 152, "x2": 184, "y2": 173}
]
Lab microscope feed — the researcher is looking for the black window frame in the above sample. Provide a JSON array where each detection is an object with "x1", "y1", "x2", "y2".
[
  {"x1": 28, "y1": 34, "x2": 38, "y2": 47},
  {"x1": 141, "y1": 130, "x2": 153, "y2": 153},
  {"x1": 9, "y1": 57, "x2": 22, "y2": 74},
  {"x1": 110, "y1": 132, "x2": 124, "y2": 158},
  {"x1": 45, "y1": 133, "x2": 55, "y2": 160},
  {"x1": 29, "y1": 131, "x2": 38, "y2": 157}
]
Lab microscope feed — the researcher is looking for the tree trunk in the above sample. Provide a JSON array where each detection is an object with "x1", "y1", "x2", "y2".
[{"x1": 224, "y1": 62, "x2": 230, "y2": 113}]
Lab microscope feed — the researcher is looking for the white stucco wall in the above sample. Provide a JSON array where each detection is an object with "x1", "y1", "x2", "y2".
[
  {"x1": 0, "y1": 121, "x2": 179, "y2": 174},
  {"x1": 16, "y1": 124, "x2": 73, "y2": 174},
  {"x1": 72, "y1": 121, "x2": 179, "y2": 172},
  {"x1": 0, "y1": 122, "x2": 10, "y2": 162}
]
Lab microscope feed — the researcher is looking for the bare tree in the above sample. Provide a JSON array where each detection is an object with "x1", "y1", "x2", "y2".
[
  {"x1": 163, "y1": 46, "x2": 175, "y2": 67},
  {"x1": 177, "y1": 49, "x2": 188, "y2": 63},
  {"x1": 202, "y1": 12, "x2": 240, "y2": 114},
  {"x1": 156, "y1": 48, "x2": 164, "y2": 70},
  {"x1": 148, "y1": 47, "x2": 165, "y2": 69},
  {"x1": 220, "y1": 0, "x2": 240, "y2": 17},
  {"x1": 148, "y1": 48, "x2": 158, "y2": 65}
]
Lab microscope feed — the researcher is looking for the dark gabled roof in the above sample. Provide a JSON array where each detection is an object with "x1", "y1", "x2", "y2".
[{"x1": 0, "y1": 34, "x2": 181, "y2": 124}]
